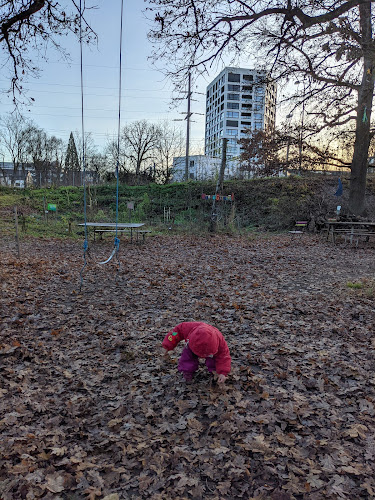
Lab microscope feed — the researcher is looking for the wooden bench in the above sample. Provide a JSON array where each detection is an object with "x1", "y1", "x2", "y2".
[
  {"x1": 289, "y1": 220, "x2": 308, "y2": 235},
  {"x1": 134, "y1": 229, "x2": 152, "y2": 243},
  {"x1": 94, "y1": 229, "x2": 131, "y2": 241},
  {"x1": 94, "y1": 228, "x2": 151, "y2": 243}
]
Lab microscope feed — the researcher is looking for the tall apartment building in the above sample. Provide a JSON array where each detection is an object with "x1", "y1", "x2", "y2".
[{"x1": 205, "y1": 67, "x2": 277, "y2": 160}]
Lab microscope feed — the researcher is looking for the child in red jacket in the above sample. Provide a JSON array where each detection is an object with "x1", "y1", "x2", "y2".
[{"x1": 161, "y1": 322, "x2": 231, "y2": 384}]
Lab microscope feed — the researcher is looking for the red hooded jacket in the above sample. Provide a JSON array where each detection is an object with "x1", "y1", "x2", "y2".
[{"x1": 162, "y1": 322, "x2": 231, "y2": 376}]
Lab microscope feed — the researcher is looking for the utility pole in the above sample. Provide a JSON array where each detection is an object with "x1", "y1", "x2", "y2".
[{"x1": 185, "y1": 72, "x2": 192, "y2": 181}]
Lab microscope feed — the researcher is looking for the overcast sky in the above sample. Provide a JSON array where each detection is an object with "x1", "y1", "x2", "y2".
[{"x1": 0, "y1": 1, "x2": 286, "y2": 161}]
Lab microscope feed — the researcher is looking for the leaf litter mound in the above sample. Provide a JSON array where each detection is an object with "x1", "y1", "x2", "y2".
[{"x1": 1, "y1": 234, "x2": 375, "y2": 500}]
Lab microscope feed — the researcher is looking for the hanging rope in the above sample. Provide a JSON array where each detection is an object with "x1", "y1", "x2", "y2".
[
  {"x1": 100, "y1": 0, "x2": 124, "y2": 269},
  {"x1": 79, "y1": 0, "x2": 124, "y2": 286},
  {"x1": 79, "y1": 0, "x2": 88, "y2": 291}
]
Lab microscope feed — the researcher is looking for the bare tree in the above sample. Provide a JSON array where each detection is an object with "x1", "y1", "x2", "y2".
[
  {"x1": 239, "y1": 125, "x2": 353, "y2": 176},
  {"x1": 73, "y1": 130, "x2": 105, "y2": 183},
  {"x1": 122, "y1": 120, "x2": 161, "y2": 177},
  {"x1": 48, "y1": 135, "x2": 65, "y2": 185},
  {"x1": 0, "y1": 1, "x2": 95, "y2": 100},
  {"x1": 86, "y1": 152, "x2": 107, "y2": 183},
  {"x1": 155, "y1": 121, "x2": 184, "y2": 184},
  {"x1": 147, "y1": 0, "x2": 375, "y2": 215},
  {"x1": 0, "y1": 112, "x2": 30, "y2": 185},
  {"x1": 105, "y1": 137, "x2": 127, "y2": 175},
  {"x1": 24, "y1": 125, "x2": 64, "y2": 186}
]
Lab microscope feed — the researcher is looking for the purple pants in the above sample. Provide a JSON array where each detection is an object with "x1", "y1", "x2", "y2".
[{"x1": 178, "y1": 345, "x2": 216, "y2": 381}]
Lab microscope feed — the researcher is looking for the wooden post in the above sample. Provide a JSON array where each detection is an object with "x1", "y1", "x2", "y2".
[
  {"x1": 43, "y1": 196, "x2": 47, "y2": 222},
  {"x1": 210, "y1": 138, "x2": 227, "y2": 233},
  {"x1": 14, "y1": 206, "x2": 20, "y2": 258}
]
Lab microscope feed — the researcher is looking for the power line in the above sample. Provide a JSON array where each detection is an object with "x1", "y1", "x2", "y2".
[
  {"x1": 0, "y1": 79, "x2": 174, "y2": 93},
  {"x1": 8, "y1": 110, "x2": 192, "y2": 119},
  {"x1": 45, "y1": 62, "x2": 162, "y2": 71}
]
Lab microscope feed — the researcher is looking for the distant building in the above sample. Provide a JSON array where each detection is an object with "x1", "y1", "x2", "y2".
[
  {"x1": 172, "y1": 155, "x2": 240, "y2": 182},
  {"x1": 0, "y1": 162, "x2": 33, "y2": 188},
  {"x1": 0, "y1": 161, "x2": 98, "y2": 187},
  {"x1": 205, "y1": 67, "x2": 277, "y2": 160}
]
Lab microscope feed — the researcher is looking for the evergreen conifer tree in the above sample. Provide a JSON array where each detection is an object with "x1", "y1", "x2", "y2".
[{"x1": 64, "y1": 132, "x2": 80, "y2": 186}]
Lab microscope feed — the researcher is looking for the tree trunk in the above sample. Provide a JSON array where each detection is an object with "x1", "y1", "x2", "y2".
[{"x1": 349, "y1": 2, "x2": 375, "y2": 215}]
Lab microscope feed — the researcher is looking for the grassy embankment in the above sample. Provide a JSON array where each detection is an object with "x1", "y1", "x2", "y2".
[{"x1": 1, "y1": 175, "x2": 371, "y2": 239}]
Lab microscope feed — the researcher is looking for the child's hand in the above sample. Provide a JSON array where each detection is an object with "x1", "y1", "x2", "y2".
[
  {"x1": 217, "y1": 374, "x2": 226, "y2": 384},
  {"x1": 159, "y1": 346, "x2": 170, "y2": 357}
]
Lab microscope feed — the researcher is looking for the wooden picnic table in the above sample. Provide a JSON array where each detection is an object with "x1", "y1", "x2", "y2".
[
  {"x1": 325, "y1": 220, "x2": 375, "y2": 245},
  {"x1": 78, "y1": 222, "x2": 148, "y2": 243}
]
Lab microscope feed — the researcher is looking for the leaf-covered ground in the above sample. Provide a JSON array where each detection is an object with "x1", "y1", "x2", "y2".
[{"x1": 1, "y1": 233, "x2": 375, "y2": 500}]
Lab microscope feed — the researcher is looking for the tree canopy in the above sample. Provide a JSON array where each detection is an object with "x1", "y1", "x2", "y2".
[
  {"x1": 0, "y1": 1, "x2": 95, "y2": 99},
  {"x1": 147, "y1": 0, "x2": 375, "y2": 215}
]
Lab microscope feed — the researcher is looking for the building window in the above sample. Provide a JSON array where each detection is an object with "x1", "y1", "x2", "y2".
[
  {"x1": 227, "y1": 102, "x2": 239, "y2": 109},
  {"x1": 228, "y1": 84, "x2": 240, "y2": 91},
  {"x1": 242, "y1": 112, "x2": 252, "y2": 117},
  {"x1": 243, "y1": 94, "x2": 252, "y2": 100},
  {"x1": 242, "y1": 103, "x2": 252, "y2": 109},
  {"x1": 228, "y1": 73, "x2": 240, "y2": 82},
  {"x1": 243, "y1": 74, "x2": 254, "y2": 82},
  {"x1": 241, "y1": 121, "x2": 252, "y2": 126},
  {"x1": 226, "y1": 120, "x2": 238, "y2": 127},
  {"x1": 242, "y1": 85, "x2": 253, "y2": 92},
  {"x1": 226, "y1": 129, "x2": 238, "y2": 135},
  {"x1": 226, "y1": 111, "x2": 239, "y2": 118},
  {"x1": 227, "y1": 93, "x2": 240, "y2": 100}
]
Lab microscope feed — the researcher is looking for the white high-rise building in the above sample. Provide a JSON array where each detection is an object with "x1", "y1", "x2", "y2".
[{"x1": 205, "y1": 67, "x2": 277, "y2": 161}]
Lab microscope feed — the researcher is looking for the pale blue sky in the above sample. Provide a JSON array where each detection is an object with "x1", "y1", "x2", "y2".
[
  {"x1": 0, "y1": 1, "x2": 287, "y2": 160},
  {"x1": 0, "y1": 0, "x2": 211, "y2": 157}
]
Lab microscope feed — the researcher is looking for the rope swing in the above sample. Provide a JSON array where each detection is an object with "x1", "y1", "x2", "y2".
[{"x1": 79, "y1": 0, "x2": 124, "y2": 290}]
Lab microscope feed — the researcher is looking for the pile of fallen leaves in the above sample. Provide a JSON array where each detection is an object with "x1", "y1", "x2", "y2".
[{"x1": 1, "y1": 233, "x2": 375, "y2": 499}]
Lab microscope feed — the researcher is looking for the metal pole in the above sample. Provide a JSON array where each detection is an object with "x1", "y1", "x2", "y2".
[{"x1": 185, "y1": 72, "x2": 191, "y2": 181}]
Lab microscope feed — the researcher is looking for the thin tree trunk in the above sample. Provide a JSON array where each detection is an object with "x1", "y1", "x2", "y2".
[{"x1": 349, "y1": 2, "x2": 375, "y2": 215}]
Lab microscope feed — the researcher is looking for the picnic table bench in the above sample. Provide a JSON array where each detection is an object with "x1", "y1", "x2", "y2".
[
  {"x1": 325, "y1": 220, "x2": 375, "y2": 245},
  {"x1": 78, "y1": 223, "x2": 151, "y2": 243}
]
